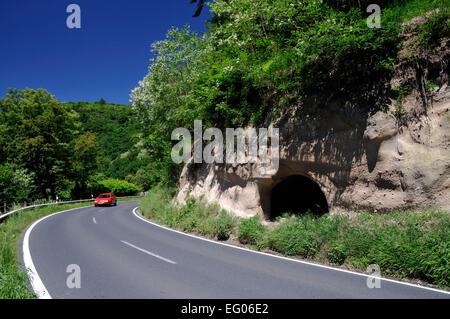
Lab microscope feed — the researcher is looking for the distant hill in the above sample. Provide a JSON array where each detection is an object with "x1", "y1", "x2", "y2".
[{"x1": 67, "y1": 101, "x2": 150, "y2": 181}]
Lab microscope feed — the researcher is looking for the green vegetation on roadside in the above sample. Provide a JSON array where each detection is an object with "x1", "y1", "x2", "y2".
[
  {"x1": 265, "y1": 211, "x2": 449, "y2": 288},
  {"x1": 140, "y1": 186, "x2": 238, "y2": 238},
  {"x1": 140, "y1": 187, "x2": 450, "y2": 288},
  {"x1": 238, "y1": 215, "x2": 266, "y2": 249}
]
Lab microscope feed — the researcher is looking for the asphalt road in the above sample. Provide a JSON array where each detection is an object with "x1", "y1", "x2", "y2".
[{"x1": 21, "y1": 200, "x2": 450, "y2": 299}]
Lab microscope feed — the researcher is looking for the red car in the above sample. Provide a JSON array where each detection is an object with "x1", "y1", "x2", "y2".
[{"x1": 94, "y1": 193, "x2": 117, "y2": 207}]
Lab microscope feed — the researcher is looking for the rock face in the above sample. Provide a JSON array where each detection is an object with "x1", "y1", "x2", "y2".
[{"x1": 177, "y1": 25, "x2": 450, "y2": 218}]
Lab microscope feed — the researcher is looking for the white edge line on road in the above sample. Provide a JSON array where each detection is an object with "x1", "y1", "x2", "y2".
[
  {"x1": 132, "y1": 207, "x2": 450, "y2": 296},
  {"x1": 121, "y1": 240, "x2": 176, "y2": 264},
  {"x1": 93, "y1": 217, "x2": 97, "y2": 224},
  {"x1": 23, "y1": 205, "x2": 93, "y2": 299}
]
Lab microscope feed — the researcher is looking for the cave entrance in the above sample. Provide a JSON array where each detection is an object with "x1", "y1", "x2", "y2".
[{"x1": 270, "y1": 175, "x2": 329, "y2": 220}]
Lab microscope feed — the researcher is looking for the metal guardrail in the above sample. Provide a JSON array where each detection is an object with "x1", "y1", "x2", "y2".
[{"x1": 0, "y1": 195, "x2": 143, "y2": 223}]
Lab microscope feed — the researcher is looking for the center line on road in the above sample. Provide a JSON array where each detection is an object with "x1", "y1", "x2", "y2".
[
  {"x1": 93, "y1": 217, "x2": 97, "y2": 224},
  {"x1": 121, "y1": 240, "x2": 177, "y2": 265}
]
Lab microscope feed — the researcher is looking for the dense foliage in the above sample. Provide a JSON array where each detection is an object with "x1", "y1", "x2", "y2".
[
  {"x1": 0, "y1": 89, "x2": 145, "y2": 207},
  {"x1": 133, "y1": 0, "x2": 450, "y2": 187},
  {"x1": 69, "y1": 101, "x2": 150, "y2": 180},
  {"x1": 90, "y1": 179, "x2": 142, "y2": 197},
  {"x1": 0, "y1": 164, "x2": 35, "y2": 206},
  {"x1": 0, "y1": 89, "x2": 78, "y2": 201}
]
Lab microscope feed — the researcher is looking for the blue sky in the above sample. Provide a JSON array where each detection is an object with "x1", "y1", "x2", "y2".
[{"x1": 0, "y1": 0, "x2": 210, "y2": 105}]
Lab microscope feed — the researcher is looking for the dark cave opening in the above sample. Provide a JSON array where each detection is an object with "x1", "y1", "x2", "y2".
[{"x1": 270, "y1": 175, "x2": 329, "y2": 220}]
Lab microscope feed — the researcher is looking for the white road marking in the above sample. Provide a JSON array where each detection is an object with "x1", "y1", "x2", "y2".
[
  {"x1": 93, "y1": 217, "x2": 97, "y2": 224},
  {"x1": 132, "y1": 207, "x2": 450, "y2": 296},
  {"x1": 23, "y1": 206, "x2": 92, "y2": 299},
  {"x1": 121, "y1": 240, "x2": 177, "y2": 265}
]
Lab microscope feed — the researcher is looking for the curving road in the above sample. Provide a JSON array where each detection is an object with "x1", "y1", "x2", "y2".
[{"x1": 21, "y1": 200, "x2": 450, "y2": 299}]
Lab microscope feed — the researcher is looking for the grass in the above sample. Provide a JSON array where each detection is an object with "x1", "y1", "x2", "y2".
[
  {"x1": 417, "y1": 8, "x2": 450, "y2": 46},
  {"x1": 385, "y1": 0, "x2": 450, "y2": 24},
  {"x1": 266, "y1": 211, "x2": 450, "y2": 287},
  {"x1": 0, "y1": 197, "x2": 141, "y2": 299},
  {"x1": 140, "y1": 186, "x2": 450, "y2": 289},
  {"x1": 140, "y1": 186, "x2": 238, "y2": 239},
  {"x1": 237, "y1": 215, "x2": 266, "y2": 249}
]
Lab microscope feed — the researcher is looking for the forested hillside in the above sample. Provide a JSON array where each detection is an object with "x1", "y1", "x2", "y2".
[
  {"x1": 0, "y1": 89, "x2": 146, "y2": 207},
  {"x1": 69, "y1": 100, "x2": 150, "y2": 182}
]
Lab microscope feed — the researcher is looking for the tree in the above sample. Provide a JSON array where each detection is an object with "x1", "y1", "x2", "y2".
[
  {"x1": 0, "y1": 88, "x2": 77, "y2": 199},
  {"x1": 71, "y1": 132, "x2": 99, "y2": 198},
  {"x1": 0, "y1": 164, "x2": 35, "y2": 207},
  {"x1": 125, "y1": 168, "x2": 151, "y2": 191},
  {"x1": 131, "y1": 26, "x2": 211, "y2": 186},
  {"x1": 0, "y1": 164, "x2": 18, "y2": 207}
]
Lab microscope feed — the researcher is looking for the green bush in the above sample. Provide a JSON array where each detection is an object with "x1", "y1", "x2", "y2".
[
  {"x1": 419, "y1": 8, "x2": 450, "y2": 46},
  {"x1": 238, "y1": 215, "x2": 266, "y2": 247},
  {"x1": 215, "y1": 210, "x2": 236, "y2": 240},
  {"x1": 139, "y1": 185, "x2": 176, "y2": 220},
  {"x1": 96, "y1": 179, "x2": 142, "y2": 196},
  {"x1": 140, "y1": 188, "x2": 234, "y2": 238},
  {"x1": 267, "y1": 215, "x2": 320, "y2": 257},
  {"x1": 0, "y1": 164, "x2": 35, "y2": 207},
  {"x1": 328, "y1": 242, "x2": 348, "y2": 265},
  {"x1": 177, "y1": 197, "x2": 199, "y2": 231},
  {"x1": 126, "y1": 169, "x2": 152, "y2": 191}
]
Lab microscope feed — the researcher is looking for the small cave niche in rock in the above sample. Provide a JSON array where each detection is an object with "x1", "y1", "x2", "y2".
[{"x1": 270, "y1": 175, "x2": 329, "y2": 219}]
